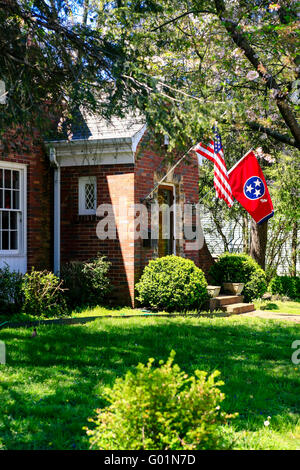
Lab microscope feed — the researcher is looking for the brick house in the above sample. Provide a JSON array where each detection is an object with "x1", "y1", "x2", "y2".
[{"x1": 0, "y1": 113, "x2": 213, "y2": 306}]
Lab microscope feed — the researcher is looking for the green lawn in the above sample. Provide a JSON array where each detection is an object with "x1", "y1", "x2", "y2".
[
  {"x1": 0, "y1": 307, "x2": 226, "y2": 327},
  {"x1": 0, "y1": 315, "x2": 300, "y2": 450},
  {"x1": 0, "y1": 306, "x2": 136, "y2": 324},
  {"x1": 254, "y1": 300, "x2": 300, "y2": 315},
  {"x1": 0, "y1": 306, "x2": 177, "y2": 325}
]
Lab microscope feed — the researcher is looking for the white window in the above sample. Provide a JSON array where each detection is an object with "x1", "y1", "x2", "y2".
[
  {"x1": 0, "y1": 163, "x2": 26, "y2": 256},
  {"x1": 78, "y1": 176, "x2": 97, "y2": 215}
]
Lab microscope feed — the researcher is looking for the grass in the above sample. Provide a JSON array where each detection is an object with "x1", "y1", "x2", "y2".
[
  {"x1": 2, "y1": 299, "x2": 298, "y2": 325},
  {"x1": 0, "y1": 315, "x2": 300, "y2": 450},
  {"x1": 0, "y1": 305, "x2": 223, "y2": 325},
  {"x1": 254, "y1": 300, "x2": 300, "y2": 315},
  {"x1": 0, "y1": 306, "x2": 155, "y2": 324}
]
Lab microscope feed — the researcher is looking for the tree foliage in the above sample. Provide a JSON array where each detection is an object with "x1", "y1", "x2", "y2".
[
  {"x1": 1, "y1": 1, "x2": 298, "y2": 273},
  {"x1": 0, "y1": 1, "x2": 299, "y2": 149}
]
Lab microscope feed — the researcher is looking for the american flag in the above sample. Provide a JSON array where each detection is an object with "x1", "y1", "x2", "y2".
[{"x1": 193, "y1": 128, "x2": 234, "y2": 208}]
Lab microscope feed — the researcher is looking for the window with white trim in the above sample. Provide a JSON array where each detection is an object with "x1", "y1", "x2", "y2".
[
  {"x1": 0, "y1": 167, "x2": 22, "y2": 252},
  {"x1": 78, "y1": 176, "x2": 97, "y2": 215}
]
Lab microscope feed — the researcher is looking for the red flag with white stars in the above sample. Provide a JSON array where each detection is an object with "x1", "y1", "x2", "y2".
[{"x1": 228, "y1": 150, "x2": 274, "y2": 224}]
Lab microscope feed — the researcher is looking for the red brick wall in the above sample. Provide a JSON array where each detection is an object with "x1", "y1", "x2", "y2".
[
  {"x1": 0, "y1": 130, "x2": 53, "y2": 270},
  {"x1": 134, "y1": 130, "x2": 214, "y2": 283},
  {"x1": 1, "y1": 128, "x2": 214, "y2": 307},
  {"x1": 60, "y1": 164, "x2": 135, "y2": 305},
  {"x1": 59, "y1": 132, "x2": 214, "y2": 306}
]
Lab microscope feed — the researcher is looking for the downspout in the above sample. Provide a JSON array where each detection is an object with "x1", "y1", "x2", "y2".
[{"x1": 49, "y1": 147, "x2": 60, "y2": 274}]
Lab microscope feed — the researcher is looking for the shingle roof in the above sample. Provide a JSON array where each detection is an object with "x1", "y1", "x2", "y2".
[{"x1": 55, "y1": 108, "x2": 145, "y2": 142}]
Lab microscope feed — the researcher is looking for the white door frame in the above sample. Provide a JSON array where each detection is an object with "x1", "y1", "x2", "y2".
[{"x1": 158, "y1": 183, "x2": 176, "y2": 256}]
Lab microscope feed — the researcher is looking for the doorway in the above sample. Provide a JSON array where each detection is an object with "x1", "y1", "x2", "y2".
[{"x1": 157, "y1": 185, "x2": 175, "y2": 257}]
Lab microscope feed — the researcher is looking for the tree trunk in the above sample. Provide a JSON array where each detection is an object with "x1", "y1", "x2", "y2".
[
  {"x1": 250, "y1": 220, "x2": 268, "y2": 270},
  {"x1": 214, "y1": 0, "x2": 300, "y2": 149},
  {"x1": 291, "y1": 221, "x2": 298, "y2": 276}
]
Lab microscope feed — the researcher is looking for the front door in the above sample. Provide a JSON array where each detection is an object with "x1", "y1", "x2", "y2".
[{"x1": 158, "y1": 185, "x2": 174, "y2": 257}]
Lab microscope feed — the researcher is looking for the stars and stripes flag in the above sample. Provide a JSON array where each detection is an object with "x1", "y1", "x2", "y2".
[{"x1": 193, "y1": 128, "x2": 234, "y2": 208}]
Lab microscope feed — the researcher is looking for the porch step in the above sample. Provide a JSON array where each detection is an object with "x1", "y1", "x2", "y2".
[
  {"x1": 214, "y1": 295, "x2": 244, "y2": 306},
  {"x1": 222, "y1": 302, "x2": 255, "y2": 314},
  {"x1": 209, "y1": 294, "x2": 255, "y2": 315}
]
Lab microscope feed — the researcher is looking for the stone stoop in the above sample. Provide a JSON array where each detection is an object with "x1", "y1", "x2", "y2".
[
  {"x1": 209, "y1": 294, "x2": 255, "y2": 315},
  {"x1": 223, "y1": 302, "x2": 255, "y2": 314}
]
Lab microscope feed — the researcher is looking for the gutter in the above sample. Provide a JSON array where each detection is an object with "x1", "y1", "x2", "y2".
[
  {"x1": 45, "y1": 136, "x2": 133, "y2": 145},
  {"x1": 48, "y1": 147, "x2": 60, "y2": 274}
]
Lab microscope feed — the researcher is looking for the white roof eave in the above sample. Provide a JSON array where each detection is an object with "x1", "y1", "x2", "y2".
[{"x1": 45, "y1": 124, "x2": 147, "y2": 167}]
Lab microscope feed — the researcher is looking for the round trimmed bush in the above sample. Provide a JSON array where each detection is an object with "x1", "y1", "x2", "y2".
[
  {"x1": 209, "y1": 253, "x2": 267, "y2": 302},
  {"x1": 135, "y1": 255, "x2": 208, "y2": 311}
]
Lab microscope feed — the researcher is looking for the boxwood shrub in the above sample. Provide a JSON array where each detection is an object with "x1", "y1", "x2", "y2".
[
  {"x1": 209, "y1": 253, "x2": 267, "y2": 302},
  {"x1": 85, "y1": 351, "x2": 236, "y2": 450},
  {"x1": 135, "y1": 255, "x2": 208, "y2": 311},
  {"x1": 269, "y1": 275, "x2": 300, "y2": 300},
  {"x1": 60, "y1": 255, "x2": 111, "y2": 309}
]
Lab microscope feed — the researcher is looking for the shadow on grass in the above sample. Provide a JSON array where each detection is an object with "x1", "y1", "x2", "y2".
[
  {"x1": 260, "y1": 303, "x2": 280, "y2": 311},
  {"x1": 0, "y1": 316, "x2": 299, "y2": 449}
]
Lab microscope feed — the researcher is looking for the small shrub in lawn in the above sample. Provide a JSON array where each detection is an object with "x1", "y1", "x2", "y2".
[
  {"x1": 269, "y1": 275, "x2": 300, "y2": 300},
  {"x1": 21, "y1": 269, "x2": 67, "y2": 317},
  {"x1": 135, "y1": 255, "x2": 208, "y2": 311},
  {"x1": 0, "y1": 265, "x2": 23, "y2": 315},
  {"x1": 60, "y1": 255, "x2": 111, "y2": 308},
  {"x1": 85, "y1": 351, "x2": 236, "y2": 450},
  {"x1": 209, "y1": 253, "x2": 267, "y2": 302}
]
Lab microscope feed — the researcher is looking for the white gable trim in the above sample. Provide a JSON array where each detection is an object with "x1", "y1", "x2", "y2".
[
  {"x1": 132, "y1": 124, "x2": 147, "y2": 154},
  {"x1": 47, "y1": 125, "x2": 147, "y2": 167}
]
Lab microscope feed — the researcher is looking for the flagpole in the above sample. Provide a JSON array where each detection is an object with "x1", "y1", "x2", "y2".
[
  {"x1": 198, "y1": 187, "x2": 215, "y2": 205},
  {"x1": 141, "y1": 146, "x2": 194, "y2": 202},
  {"x1": 227, "y1": 148, "x2": 253, "y2": 175}
]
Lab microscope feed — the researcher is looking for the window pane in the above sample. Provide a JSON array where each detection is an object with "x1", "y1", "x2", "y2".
[
  {"x1": 4, "y1": 170, "x2": 11, "y2": 189},
  {"x1": 85, "y1": 183, "x2": 95, "y2": 210},
  {"x1": 12, "y1": 171, "x2": 20, "y2": 189},
  {"x1": 0, "y1": 211, "x2": 20, "y2": 251},
  {"x1": 5, "y1": 190, "x2": 11, "y2": 209},
  {"x1": 0, "y1": 189, "x2": 3, "y2": 209},
  {"x1": 2, "y1": 211, "x2": 8, "y2": 229},
  {"x1": 0, "y1": 169, "x2": 3, "y2": 189},
  {"x1": 10, "y1": 211, "x2": 17, "y2": 229},
  {"x1": 13, "y1": 190, "x2": 19, "y2": 209},
  {"x1": 2, "y1": 230, "x2": 8, "y2": 250},
  {"x1": 10, "y1": 230, "x2": 18, "y2": 250}
]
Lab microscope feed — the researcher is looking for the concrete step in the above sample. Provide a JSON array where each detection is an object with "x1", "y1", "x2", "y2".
[
  {"x1": 214, "y1": 295, "x2": 244, "y2": 306},
  {"x1": 222, "y1": 303, "x2": 255, "y2": 314}
]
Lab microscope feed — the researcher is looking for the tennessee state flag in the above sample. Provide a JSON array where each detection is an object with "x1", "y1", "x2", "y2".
[{"x1": 228, "y1": 150, "x2": 274, "y2": 225}]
